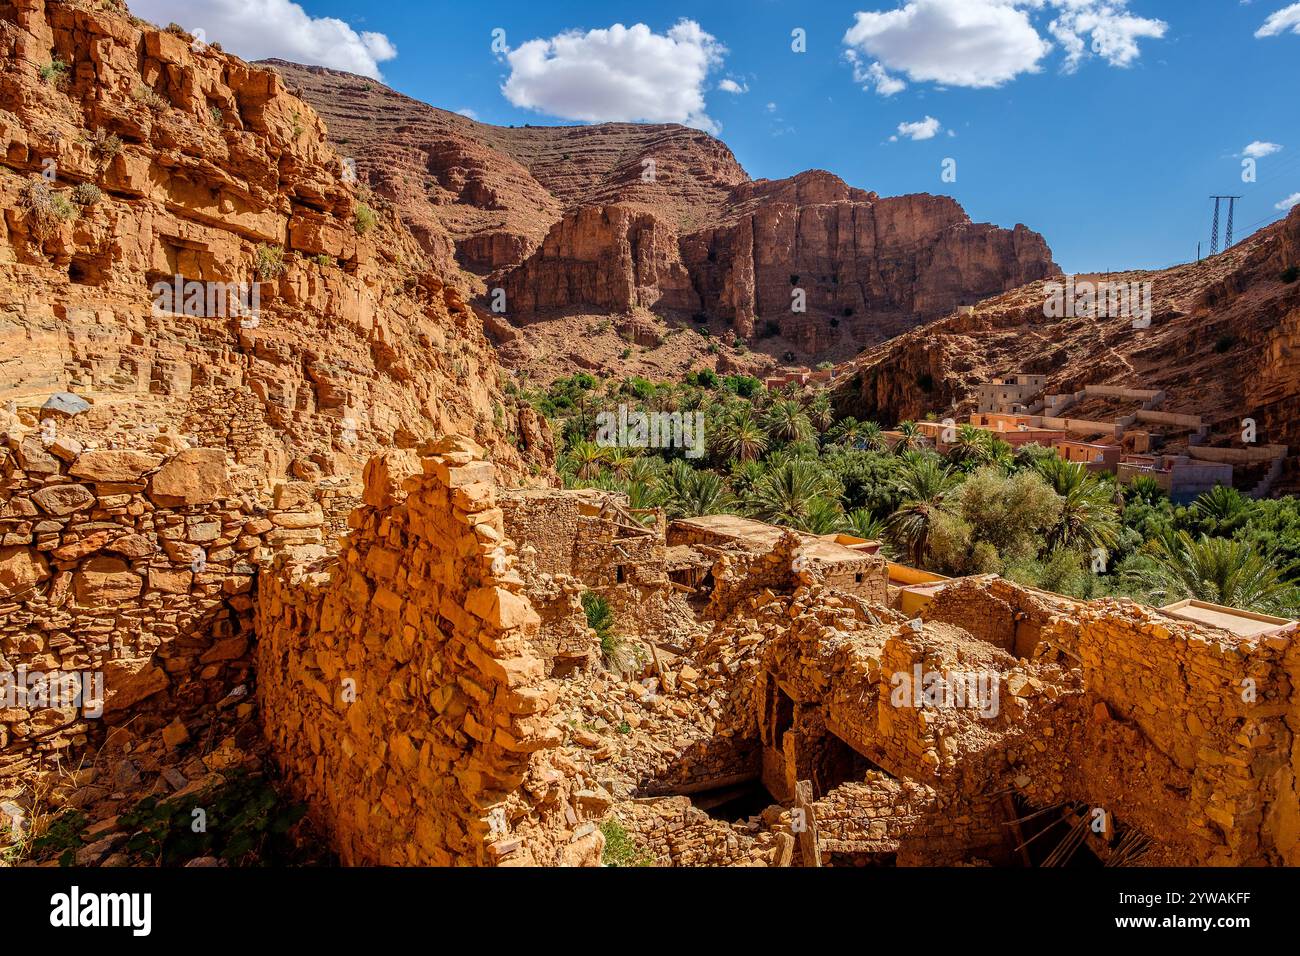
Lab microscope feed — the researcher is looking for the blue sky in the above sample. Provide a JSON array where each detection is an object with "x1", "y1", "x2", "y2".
[{"x1": 134, "y1": 1, "x2": 1300, "y2": 274}]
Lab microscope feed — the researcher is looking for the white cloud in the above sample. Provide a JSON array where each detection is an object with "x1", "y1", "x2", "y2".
[
  {"x1": 844, "y1": 0, "x2": 1051, "y2": 89},
  {"x1": 1256, "y1": 3, "x2": 1300, "y2": 37},
  {"x1": 843, "y1": 1, "x2": 1166, "y2": 95},
  {"x1": 1049, "y1": 3, "x2": 1167, "y2": 72},
  {"x1": 846, "y1": 50, "x2": 907, "y2": 95},
  {"x1": 718, "y1": 78, "x2": 749, "y2": 93},
  {"x1": 1276, "y1": 192, "x2": 1300, "y2": 210},
  {"x1": 766, "y1": 101, "x2": 778, "y2": 112},
  {"x1": 501, "y1": 20, "x2": 726, "y2": 134},
  {"x1": 129, "y1": 0, "x2": 398, "y2": 80},
  {"x1": 1243, "y1": 141, "x2": 1283, "y2": 158},
  {"x1": 893, "y1": 116, "x2": 942, "y2": 140},
  {"x1": 456, "y1": 108, "x2": 479, "y2": 120}
]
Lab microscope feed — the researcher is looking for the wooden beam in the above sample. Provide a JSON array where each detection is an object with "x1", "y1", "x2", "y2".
[{"x1": 794, "y1": 779, "x2": 822, "y2": 868}]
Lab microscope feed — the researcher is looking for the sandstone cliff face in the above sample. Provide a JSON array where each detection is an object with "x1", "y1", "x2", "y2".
[
  {"x1": 0, "y1": 1, "x2": 543, "y2": 487},
  {"x1": 267, "y1": 60, "x2": 748, "y2": 278},
  {"x1": 268, "y1": 61, "x2": 1057, "y2": 364},
  {"x1": 501, "y1": 205, "x2": 697, "y2": 316},
  {"x1": 679, "y1": 172, "x2": 1058, "y2": 348},
  {"x1": 832, "y1": 206, "x2": 1300, "y2": 482}
]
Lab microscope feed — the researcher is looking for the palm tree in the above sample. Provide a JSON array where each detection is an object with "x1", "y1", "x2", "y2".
[
  {"x1": 763, "y1": 399, "x2": 815, "y2": 445},
  {"x1": 829, "y1": 417, "x2": 887, "y2": 451},
  {"x1": 987, "y1": 437, "x2": 1015, "y2": 472},
  {"x1": 805, "y1": 393, "x2": 834, "y2": 432},
  {"x1": 626, "y1": 455, "x2": 663, "y2": 486},
  {"x1": 1035, "y1": 456, "x2": 1120, "y2": 553},
  {"x1": 625, "y1": 480, "x2": 664, "y2": 523},
  {"x1": 1124, "y1": 474, "x2": 1166, "y2": 506},
  {"x1": 605, "y1": 448, "x2": 637, "y2": 481},
  {"x1": 1128, "y1": 532, "x2": 1299, "y2": 616},
  {"x1": 844, "y1": 508, "x2": 888, "y2": 541},
  {"x1": 713, "y1": 404, "x2": 769, "y2": 462},
  {"x1": 887, "y1": 456, "x2": 959, "y2": 566},
  {"x1": 750, "y1": 458, "x2": 840, "y2": 531},
  {"x1": 1193, "y1": 485, "x2": 1249, "y2": 527},
  {"x1": 802, "y1": 497, "x2": 845, "y2": 534},
  {"x1": 565, "y1": 440, "x2": 609, "y2": 480},
  {"x1": 657, "y1": 460, "x2": 733, "y2": 518},
  {"x1": 893, "y1": 420, "x2": 924, "y2": 454},
  {"x1": 949, "y1": 424, "x2": 993, "y2": 467},
  {"x1": 728, "y1": 458, "x2": 767, "y2": 500}
]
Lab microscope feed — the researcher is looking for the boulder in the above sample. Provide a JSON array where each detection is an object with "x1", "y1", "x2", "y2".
[
  {"x1": 41, "y1": 392, "x2": 91, "y2": 417},
  {"x1": 70, "y1": 450, "x2": 163, "y2": 483},
  {"x1": 147, "y1": 448, "x2": 230, "y2": 506}
]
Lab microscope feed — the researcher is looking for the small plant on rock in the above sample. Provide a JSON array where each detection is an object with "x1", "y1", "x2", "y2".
[
  {"x1": 132, "y1": 84, "x2": 168, "y2": 112},
  {"x1": 21, "y1": 178, "x2": 77, "y2": 239},
  {"x1": 71, "y1": 182, "x2": 102, "y2": 207},
  {"x1": 599, "y1": 819, "x2": 653, "y2": 867},
  {"x1": 582, "y1": 592, "x2": 636, "y2": 673},
  {"x1": 39, "y1": 56, "x2": 70, "y2": 89},
  {"x1": 353, "y1": 202, "x2": 377, "y2": 235},
  {"x1": 254, "y1": 243, "x2": 286, "y2": 281}
]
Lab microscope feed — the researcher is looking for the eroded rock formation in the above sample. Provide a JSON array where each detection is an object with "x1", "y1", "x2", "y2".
[
  {"x1": 0, "y1": 0, "x2": 546, "y2": 487},
  {"x1": 268, "y1": 61, "x2": 1058, "y2": 366},
  {"x1": 831, "y1": 205, "x2": 1300, "y2": 489}
]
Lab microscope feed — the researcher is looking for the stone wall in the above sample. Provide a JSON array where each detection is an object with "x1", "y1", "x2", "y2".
[
  {"x1": 0, "y1": 432, "x2": 328, "y2": 780},
  {"x1": 255, "y1": 438, "x2": 595, "y2": 866},
  {"x1": 1025, "y1": 600, "x2": 1300, "y2": 864}
]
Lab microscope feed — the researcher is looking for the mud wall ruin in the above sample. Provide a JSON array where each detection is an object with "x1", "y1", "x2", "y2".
[{"x1": 254, "y1": 438, "x2": 603, "y2": 866}]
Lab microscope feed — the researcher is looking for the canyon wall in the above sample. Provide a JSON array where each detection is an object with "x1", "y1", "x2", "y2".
[
  {"x1": 833, "y1": 205, "x2": 1300, "y2": 477},
  {"x1": 0, "y1": 0, "x2": 543, "y2": 488},
  {"x1": 268, "y1": 61, "x2": 1058, "y2": 362}
]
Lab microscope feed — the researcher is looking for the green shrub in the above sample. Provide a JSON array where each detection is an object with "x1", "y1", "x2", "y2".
[
  {"x1": 39, "y1": 57, "x2": 70, "y2": 89},
  {"x1": 599, "y1": 819, "x2": 653, "y2": 867},
  {"x1": 132, "y1": 84, "x2": 168, "y2": 112},
  {"x1": 254, "y1": 243, "x2": 286, "y2": 280},
  {"x1": 209, "y1": 105, "x2": 224, "y2": 125},
  {"x1": 88, "y1": 129, "x2": 123, "y2": 163},
  {"x1": 71, "y1": 182, "x2": 101, "y2": 207},
  {"x1": 353, "y1": 202, "x2": 377, "y2": 235}
]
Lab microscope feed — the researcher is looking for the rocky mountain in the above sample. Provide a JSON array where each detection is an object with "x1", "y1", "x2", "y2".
[
  {"x1": 0, "y1": 0, "x2": 546, "y2": 484},
  {"x1": 831, "y1": 205, "x2": 1300, "y2": 485},
  {"x1": 267, "y1": 60, "x2": 1059, "y2": 376}
]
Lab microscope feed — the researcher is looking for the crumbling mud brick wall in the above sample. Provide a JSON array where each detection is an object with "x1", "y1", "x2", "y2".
[
  {"x1": 502, "y1": 487, "x2": 684, "y2": 637},
  {"x1": 255, "y1": 439, "x2": 600, "y2": 866},
  {"x1": 0, "y1": 436, "x2": 326, "y2": 781},
  {"x1": 1014, "y1": 601, "x2": 1300, "y2": 865},
  {"x1": 611, "y1": 796, "x2": 777, "y2": 866},
  {"x1": 922, "y1": 576, "x2": 1082, "y2": 658},
  {"x1": 723, "y1": 574, "x2": 1300, "y2": 866}
]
